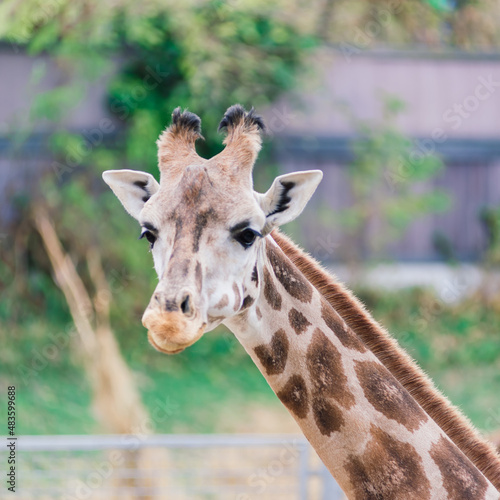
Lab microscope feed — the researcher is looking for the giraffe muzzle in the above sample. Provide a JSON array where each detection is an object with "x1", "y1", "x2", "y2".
[{"x1": 142, "y1": 288, "x2": 206, "y2": 354}]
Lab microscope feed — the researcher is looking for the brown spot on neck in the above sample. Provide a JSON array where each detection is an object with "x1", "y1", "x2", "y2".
[
  {"x1": 321, "y1": 300, "x2": 366, "y2": 353},
  {"x1": 312, "y1": 397, "x2": 344, "y2": 436},
  {"x1": 345, "y1": 425, "x2": 431, "y2": 499},
  {"x1": 266, "y1": 243, "x2": 313, "y2": 303},
  {"x1": 277, "y1": 374, "x2": 309, "y2": 419},
  {"x1": 430, "y1": 436, "x2": 489, "y2": 499},
  {"x1": 254, "y1": 329, "x2": 289, "y2": 375},
  {"x1": 306, "y1": 328, "x2": 355, "y2": 409},
  {"x1": 288, "y1": 308, "x2": 311, "y2": 335},
  {"x1": 263, "y1": 267, "x2": 282, "y2": 311},
  {"x1": 355, "y1": 360, "x2": 428, "y2": 432}
]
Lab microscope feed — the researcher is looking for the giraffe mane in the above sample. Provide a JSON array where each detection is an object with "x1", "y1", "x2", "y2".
[{"x1": 271, "y1": 228, "x2": 500, "y2": 491}]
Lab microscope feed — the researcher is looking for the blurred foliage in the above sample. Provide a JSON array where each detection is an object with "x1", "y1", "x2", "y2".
[
  {"x1": 0, "y1": 0, "x2": 316, "y2": 157},
  {"x1": 2, "y1": 0, "x2": 500, "y2": 62},
  {"x1": 332, "y1": 96, "x2": 450, "y2": 261},
  {"x1": 480, "y1": 206, "x2": 500, "y2": 265},
  {"x1": 318, "y1": 0, "x2": 500, "y2": 51}
]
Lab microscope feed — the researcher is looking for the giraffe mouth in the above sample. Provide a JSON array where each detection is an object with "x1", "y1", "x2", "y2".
[
  {"x1": 147, "y1": 332, "x2": 185, "y2": 354},
  {"x1": 144, "y1": 320, "x2": 207, "y2": 355}
]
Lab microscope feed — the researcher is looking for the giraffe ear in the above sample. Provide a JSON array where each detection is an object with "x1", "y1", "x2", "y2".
[
  {"x1": 102, "y1": 169, "x2": 160, "y2": 220},
  {"x1": 257, "y1": 170, "x2": 323, "y2": 234}
]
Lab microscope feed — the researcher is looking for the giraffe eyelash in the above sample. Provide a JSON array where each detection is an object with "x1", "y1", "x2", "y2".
[
  {"x1": 234, "y1": 228, "x2": 261, "y2": 249},
  {"x1": 139, "y1": 229, "x2": 157, "y2": 249}
]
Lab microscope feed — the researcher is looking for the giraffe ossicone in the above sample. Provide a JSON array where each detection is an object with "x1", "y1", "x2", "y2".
[{"x1": 103, "y1": 105, "x2": 500, "y2": 499}]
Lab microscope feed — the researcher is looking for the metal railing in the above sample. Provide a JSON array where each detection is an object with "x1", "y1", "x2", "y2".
[{"x1": 2, "y1": 434, "x2": 344, "y2": 499}]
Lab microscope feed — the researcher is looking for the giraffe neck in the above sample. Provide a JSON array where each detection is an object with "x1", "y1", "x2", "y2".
[{"x1": 224, "y1": 237, "x2": 498, "y2": 499}]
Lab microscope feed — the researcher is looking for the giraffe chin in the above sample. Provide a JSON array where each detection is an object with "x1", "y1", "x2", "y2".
[
  {"x1": 142, "y1": 309, "x2": 206, "y2": 355},
  {"x1": 147, "y1": 331, "x2": 186, "y2": 354}
]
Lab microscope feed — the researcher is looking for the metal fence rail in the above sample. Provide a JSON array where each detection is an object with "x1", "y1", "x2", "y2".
[{"x1": 2, "y1": 434, "x2": 344, "y2": 500}]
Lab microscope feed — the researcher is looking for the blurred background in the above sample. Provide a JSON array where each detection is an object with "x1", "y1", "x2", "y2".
[{"x1": 1, "y1": 0, "x2": 500, "y2": 498}]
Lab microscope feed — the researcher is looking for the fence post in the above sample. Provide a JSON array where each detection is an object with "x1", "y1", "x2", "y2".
[{"x1": 298, "y1": 443, "x2": 310, "y2": 500}]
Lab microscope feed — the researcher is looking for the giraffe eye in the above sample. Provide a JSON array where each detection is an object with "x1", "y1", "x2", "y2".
[
  {"x1": 235, "y1": 228, "x2": 260, "y2": 249},
  {"x1": 139, "y1": 229, "x2": 157, "y2": 249}
]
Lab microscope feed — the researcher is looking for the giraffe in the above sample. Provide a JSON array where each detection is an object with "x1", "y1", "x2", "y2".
[{"x1": 103, "y1": 105, "x2": 500, "y2": 499}]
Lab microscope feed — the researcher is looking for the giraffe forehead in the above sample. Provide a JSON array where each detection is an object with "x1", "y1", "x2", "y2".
[
  {"x1": 148, "y1": 165, "x2": 261, "y2": 230},
  {"x1": 163, "y1": 166, "x2": 221, "y2": 211}
]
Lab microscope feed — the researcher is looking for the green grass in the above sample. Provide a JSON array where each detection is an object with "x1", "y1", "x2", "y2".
[{"x1": 1, "y1": 287, "x2": 499, "y2": 435}]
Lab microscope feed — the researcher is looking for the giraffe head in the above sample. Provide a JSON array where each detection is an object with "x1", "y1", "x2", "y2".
[{"x1": 103, "y1": 105, "x2": 322, "y2": 354}]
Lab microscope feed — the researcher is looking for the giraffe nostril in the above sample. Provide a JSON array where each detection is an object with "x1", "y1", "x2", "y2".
[{"x1": 180, "y1": 293, "x2": 192, "y2": 316}]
